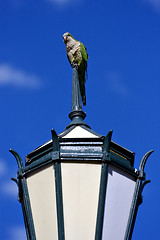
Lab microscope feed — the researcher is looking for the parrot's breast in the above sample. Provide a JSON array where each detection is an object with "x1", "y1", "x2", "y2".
[{"x1": 66, "y1": 41, "x2": 82, "y2": 66}]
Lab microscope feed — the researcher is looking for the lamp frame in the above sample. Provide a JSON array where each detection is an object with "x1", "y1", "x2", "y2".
[{"x1": 10, "y1": 128, "x2": 153, "y2": 240}]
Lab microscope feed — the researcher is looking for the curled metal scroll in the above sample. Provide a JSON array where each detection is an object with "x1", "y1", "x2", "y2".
[
  {"x1": 9, "y1": 149, "x2": 24, "y2": 169},
  {"x1": 139, "y1": 150, "x2": 154, "y2": 172},
  {"x1": 9, "y1": 149, "x2": 36, "y2": 239}
]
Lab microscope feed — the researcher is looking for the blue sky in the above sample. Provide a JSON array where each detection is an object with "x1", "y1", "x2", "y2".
[{"x1": 0, "y1": 0, "x2": 159, "y2": 239}]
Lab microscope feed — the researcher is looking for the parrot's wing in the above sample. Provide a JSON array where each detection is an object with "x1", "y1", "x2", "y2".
[
  {"x1": 78, "y1": 42, "x2": 88, "y2": 106},
  {"x1": 80, "y1": 43, "x2": 88, "y2": 63},
  {"x1": 80, "y1": 42, "x2": 88, "y2": 80}
]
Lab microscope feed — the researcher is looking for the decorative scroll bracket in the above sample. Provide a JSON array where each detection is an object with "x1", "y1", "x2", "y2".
[
  {"x1": 137, "y1": 150, "x2": 154, "y2": 206},
  {"x1": 10, "y1": 149, "x2": 24, "y2": 202},
  {"x1": 9, "y1": 149, "x2": 36, "y2": 240},
  {"x1": 124, "y1": 150, "x2": 154, "y2": 240}
]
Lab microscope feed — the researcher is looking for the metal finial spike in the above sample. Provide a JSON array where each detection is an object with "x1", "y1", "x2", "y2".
[
  {"x1": 51, "y1": 129, "x2": 59, "y2": 152},
  {"x1": 103, "y1": 130, "x2": 113, "y2": 153},
  {"x1": 102, "y1": 130, "x2": 113, "y2": 162},
  {"x1": 51, "y1": 129, "x2": 58, "y2": 138}
]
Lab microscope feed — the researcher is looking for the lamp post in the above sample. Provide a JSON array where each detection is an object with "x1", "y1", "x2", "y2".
[{"x1": 10, "y1": 68, "x2": 153, "y2": 240}]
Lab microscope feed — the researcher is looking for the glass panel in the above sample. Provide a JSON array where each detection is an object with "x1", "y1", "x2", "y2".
[
  {"x1": 26, "y1": 164, "x2": 58, "y2": 240},
  {"x1": 62, "y1": 126, "x2": 99, "y2": 138},
  {"x1": 102, "y1": 165, "x2": 136, "y2": 240},
  {"x1": 61, "y1": 162, "x2": 101, "y2": 240}
]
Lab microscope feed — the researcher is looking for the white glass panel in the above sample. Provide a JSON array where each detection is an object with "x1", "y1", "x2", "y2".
[
  {"x1": 62, "y1": 126, "x2": 99, "y2": 138},
  {"x1": 102, "y1": 165, "x2": 136, "y2": 240},
  {"x1": 26, "y1": 164, "x2": 58, "y2": 240},
  {"x1": 61, "y1": 163, "x2": 101, "y2": 240}
]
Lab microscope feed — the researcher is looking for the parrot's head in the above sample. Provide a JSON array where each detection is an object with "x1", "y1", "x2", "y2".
[{"x1": 63, "y1": 32, "x2": 75, "y2": 44}]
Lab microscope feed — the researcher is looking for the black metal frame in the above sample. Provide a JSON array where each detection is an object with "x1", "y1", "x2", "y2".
[{"x1": 10, "y1": 128, "x2": 153, "y2": 240}]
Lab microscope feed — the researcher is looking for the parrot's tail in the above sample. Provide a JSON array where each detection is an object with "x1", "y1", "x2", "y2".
[
  {"x1": 82, "y1": 92, "x2": 86, "y2": 106},
  {"x1": 78, "y1": 72, "x2": 86, "y2": 106}
]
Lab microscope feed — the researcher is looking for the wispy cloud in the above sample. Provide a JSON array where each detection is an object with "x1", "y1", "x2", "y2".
[
  {"x1": 48, "y1": 0, "x2": 81, "y2": 7},
  {"x1": 0, "y1": 158, "x2": 18, "y2": 199},
  {"x1": 107, "y1": 73, "x2": 129, "y2": 97},
  {"x1": 49, "y1": 0, "x2": 71, "y2": 5},
  {"x1": 0, "y1": 64, "x2": 42, "y2": 88},
  {"x1": 8, "y1": 226, "x2": 26, "y2": 240},
  {"x1": 142, "y1": 0, "x2": 160, "y2": 12},
  {"x1": 1, "y1": 181, "x2": 18, "y2": 197}
]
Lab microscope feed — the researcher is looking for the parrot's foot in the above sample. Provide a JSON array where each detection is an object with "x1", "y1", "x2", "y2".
[{"x1": 72, "y1": 63, "x2": 78, "y2": 70}]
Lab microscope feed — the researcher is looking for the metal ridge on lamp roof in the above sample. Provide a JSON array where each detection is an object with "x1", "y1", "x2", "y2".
[{"x1": 25, "y1": 129, "x2": 135, "y2": 171}]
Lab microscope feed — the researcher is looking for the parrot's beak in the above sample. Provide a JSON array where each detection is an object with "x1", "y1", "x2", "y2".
[{"x1": 63, "y1": 36, "x2": 67, "y2": 43}]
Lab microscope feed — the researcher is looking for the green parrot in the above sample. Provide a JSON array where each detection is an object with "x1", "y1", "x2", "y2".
[{"x1": 63, "y1": 32, "x2": 88, "y2": 106}]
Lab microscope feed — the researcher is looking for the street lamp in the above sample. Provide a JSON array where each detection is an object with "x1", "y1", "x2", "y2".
[{"x1": 10, "y1": 68, "x2": 153, "y2": 240}]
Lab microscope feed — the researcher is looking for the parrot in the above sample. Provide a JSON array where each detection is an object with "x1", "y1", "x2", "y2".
[{"x1": 63, "y1": 32, "x2": 88, "y2": 106}]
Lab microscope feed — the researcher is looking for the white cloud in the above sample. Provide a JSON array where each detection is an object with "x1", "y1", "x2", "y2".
[
  {"x1": 0, "y1": 64, "x2": 42, "y2": 88},
  {"x1": 107, "y1": 73, "x2": 129, "y2": 97},
  {"x1": 1, "y1": 181, "x2": 18, "y2": 197},
  {"x1": 143, "y1": 0, "x2": 160, "y2": 12},
  {"x1": 9, "y1": 226, "x2": 26, "y2": 240}
]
